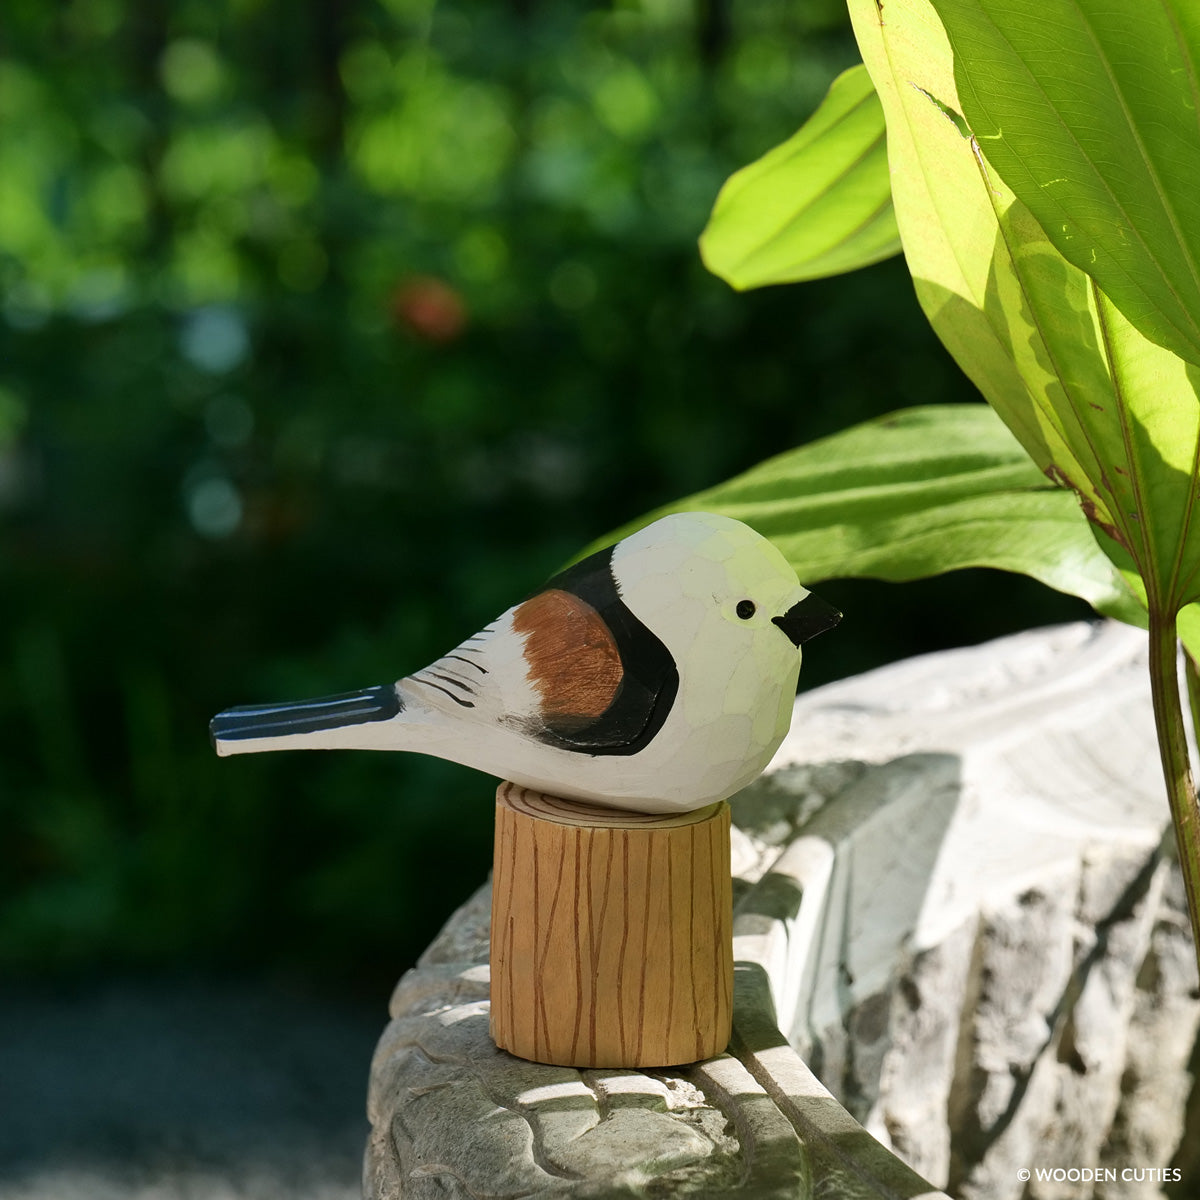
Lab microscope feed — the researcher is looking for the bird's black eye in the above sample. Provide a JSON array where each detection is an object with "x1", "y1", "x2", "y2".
[{"x1": 736, "y1": 600, "x2": 756, "y2": 620}]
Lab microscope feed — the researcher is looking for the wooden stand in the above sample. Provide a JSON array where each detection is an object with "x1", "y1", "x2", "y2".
[{"x1": 489, "y1": 782, "x2": 733, "y2": 1068}]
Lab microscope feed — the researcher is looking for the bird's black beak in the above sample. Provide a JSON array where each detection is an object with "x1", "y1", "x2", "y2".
[{"x1": 773, "y1": 592, "x2": 842, "y2": 648}]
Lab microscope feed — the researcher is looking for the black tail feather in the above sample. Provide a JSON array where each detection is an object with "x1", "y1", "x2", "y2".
[{"x1": 209, "y1": 684, "x2": 402, "y2": 744}]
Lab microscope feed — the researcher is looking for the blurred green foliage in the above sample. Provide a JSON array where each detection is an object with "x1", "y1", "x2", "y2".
[{"x1": 0, "y1": 0, "x2": 1090, "y2": 987}]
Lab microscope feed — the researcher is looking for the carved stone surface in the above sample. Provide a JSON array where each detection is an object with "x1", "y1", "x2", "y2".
[{"x1": 365, "y1": 621, "x2": 1200, "y2": 1199}]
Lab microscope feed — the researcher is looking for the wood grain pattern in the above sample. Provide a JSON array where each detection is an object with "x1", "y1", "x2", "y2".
[{"x1": 490, "y1": 783, "x2": 733, "y2": 1068}]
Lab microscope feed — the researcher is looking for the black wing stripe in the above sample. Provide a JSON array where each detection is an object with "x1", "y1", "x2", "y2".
[
  {"x1": 443, "y1": 653, "x2": 488, "y2": 674},
  {"x1": 414, "y1": 679, "x2": 476, "y2": 709},
  {"x1": 426, "y1": 671, "x2": 475, "y2": 694}
]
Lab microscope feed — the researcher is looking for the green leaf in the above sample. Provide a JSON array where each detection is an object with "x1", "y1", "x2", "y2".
[
  {"x1": 847, "y1": 0, "x2": 1200, "y2": 616},
  {"x1": 595, "y1": 404, "x2": 1142, "y2": 622},
  {"x1": 928, "y1": 0, "x2": 1200, "y2": 368},
  {"x1": 699, "y1": 64, "x2": 901, "y2": 289},
  {"x1": 1176, "y1": 603, "x2": 1200, "y2": 662}
]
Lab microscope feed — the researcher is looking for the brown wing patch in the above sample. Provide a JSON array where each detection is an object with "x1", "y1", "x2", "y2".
[{"x1": 512, "y1": 588, "x2": 623, "y2": 729}]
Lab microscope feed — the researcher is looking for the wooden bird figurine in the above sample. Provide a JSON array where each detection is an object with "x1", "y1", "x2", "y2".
[{"x1": 210, "y1": 512, "x2": 840, "y2": 813}]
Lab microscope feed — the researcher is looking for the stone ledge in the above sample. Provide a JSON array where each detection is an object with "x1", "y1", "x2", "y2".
[{"x1": 365, "y1": 622, "x2": 1199, "y2": 1199}]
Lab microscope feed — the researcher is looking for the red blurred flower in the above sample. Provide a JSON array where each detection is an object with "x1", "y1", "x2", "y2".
[{"x1": 390, "y1": 276, "x2": 468, "y2": 343}]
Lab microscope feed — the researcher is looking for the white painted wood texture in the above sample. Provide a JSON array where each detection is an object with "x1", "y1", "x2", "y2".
[{"x1": 365, "y1": 622, "x2": 1199, "y2": 1199}]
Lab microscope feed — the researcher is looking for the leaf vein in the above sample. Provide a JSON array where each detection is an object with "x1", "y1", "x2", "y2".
[{"x1": 961, "y1": 0, "x2": 1200, "y2": 351}]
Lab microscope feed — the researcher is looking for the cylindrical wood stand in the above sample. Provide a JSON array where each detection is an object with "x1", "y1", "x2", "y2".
[{"x1": 489, "y1": 782, "x2": 733, "y2": 1069}]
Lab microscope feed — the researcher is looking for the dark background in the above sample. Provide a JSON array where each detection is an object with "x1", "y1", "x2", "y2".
[{"x1": 0, "y1": 0, "x2": 1092, "y2": 997}]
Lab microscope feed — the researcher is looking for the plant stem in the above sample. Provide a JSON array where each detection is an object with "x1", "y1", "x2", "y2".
[{"x1": 1148, "y1": 608, "x2": 1200, "y2": 969}]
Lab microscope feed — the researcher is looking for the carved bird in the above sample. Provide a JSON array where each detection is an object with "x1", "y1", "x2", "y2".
[{"x1": 209, "y1": 512, "x2": 840, "y2": 814}]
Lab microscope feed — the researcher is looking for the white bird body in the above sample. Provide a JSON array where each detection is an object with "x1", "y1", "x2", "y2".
[{"x1": 210, "y1": 512, "x2": 840, "y2": 814}]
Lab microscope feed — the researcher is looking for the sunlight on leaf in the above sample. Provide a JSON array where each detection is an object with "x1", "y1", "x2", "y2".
[
  {"x1": 595, "y1": 405, "x2": 1142, "y2": 622},
  {"x1": 930, "y1": 0, "x2": 1200, "y2": 368},
  {"x1": 847, "y1": 0, "x2": 1200, "y2": 617},
  {"x1": 699, "y1": 64, "x2": 900, "y2": 289}
]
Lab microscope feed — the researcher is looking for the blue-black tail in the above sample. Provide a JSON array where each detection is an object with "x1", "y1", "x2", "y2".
[{"x1": 209, "y1": 684, "x2": 402, "y2": 748}]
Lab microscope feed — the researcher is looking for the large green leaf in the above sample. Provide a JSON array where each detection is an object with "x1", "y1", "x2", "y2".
[
  {"x1": 595, "y1": 405, "x2": 1142, "y2": 622},
  {"x1": 846, "y1": 0, "x2": 1200, "y2": 616},
  {"x1": 699, "y1": 64, "x2": 900, "y2": 289},
  {"x1": 929, "y1": 0, "x2": 1200, "y2": 368}
]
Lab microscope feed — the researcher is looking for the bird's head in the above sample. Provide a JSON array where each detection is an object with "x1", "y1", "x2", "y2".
[{"x1": 610, "y1": 512, "x2": 841, "y2": 684}]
